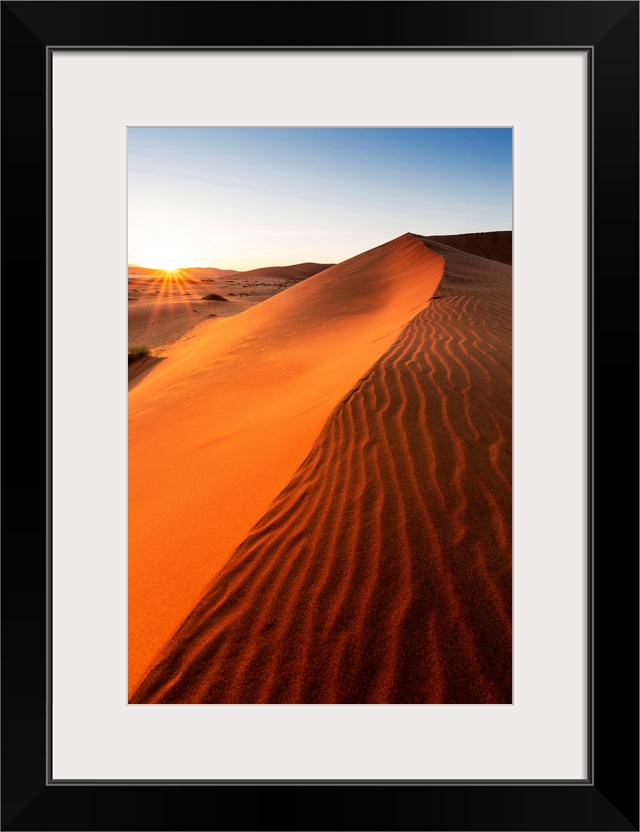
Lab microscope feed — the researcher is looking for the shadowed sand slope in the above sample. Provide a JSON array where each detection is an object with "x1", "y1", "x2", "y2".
[
  {"x1": 427, "y1": 231, "x2": 512, "y2": 265},
  {"x1": 131, "y1": 239, "x2": 512, "y2": 704},
  {"x1": 128, "y1": 234, "x2": 444, "y2": 696}
]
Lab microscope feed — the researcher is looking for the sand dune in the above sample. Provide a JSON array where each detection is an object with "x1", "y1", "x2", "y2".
[
  {"x1": 427, "y1": 231, "x2": 512, "y2": 265},
  {"x1": 128, "y1": 266, "x2": 238, "y2": 278},
  {"x1": 128, "y1": 234, "x2": 445, "y2": 696},
  {"x1": 231, "y1": 262, "x2": 333, "y2": 281},
  {"x1": 128, "y1": 265, "x2": 165, "y2": 277},
  {"x1": 179, "y1": 267, "x2": 239, "y2": 278},
  {"x1": 128, "y1": 263, "x2": 333, "y2": 353},
  {"x1": 130, "y1": 234, "x2": 512, "y2": 704}
]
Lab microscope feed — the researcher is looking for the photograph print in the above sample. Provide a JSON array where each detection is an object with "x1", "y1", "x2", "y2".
[{"x1": 127, "y1": 127, "x2": 512, "y2": 705}]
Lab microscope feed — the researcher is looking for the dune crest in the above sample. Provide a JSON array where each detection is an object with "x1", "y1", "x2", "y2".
[
  {"x1": 128, "y1": 233, "x2": 445, "y2": 696},
  {"x1": 131, "y1": 238, "x2": 512, "y2": 704}
]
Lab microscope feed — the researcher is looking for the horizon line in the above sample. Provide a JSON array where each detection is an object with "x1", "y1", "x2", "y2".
[{"x1": 128, "y1": 228, "x2": 512, "y2": 272}]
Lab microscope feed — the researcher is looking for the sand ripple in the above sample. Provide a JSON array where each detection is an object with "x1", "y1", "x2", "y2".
[{"x1": 131, "y1": 238, "x2": 511, "y2": 704}]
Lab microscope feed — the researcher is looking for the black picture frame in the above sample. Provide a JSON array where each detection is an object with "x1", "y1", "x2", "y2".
[{"x1": 2, "y1": 2, "x2": 638, "y2": 830}]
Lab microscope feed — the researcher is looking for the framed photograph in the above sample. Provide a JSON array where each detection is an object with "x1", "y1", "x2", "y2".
[
  {"x1": 2, "y1": 2, "x2": 637, "y2": 830},
  {"x1": 125, "y1": 124, "x2": 515, "y2": 711}
]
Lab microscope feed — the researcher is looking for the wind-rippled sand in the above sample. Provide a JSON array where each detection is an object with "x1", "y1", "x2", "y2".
[{"x1": 129, "y1": 233, "x2": 511, "y2": 703}]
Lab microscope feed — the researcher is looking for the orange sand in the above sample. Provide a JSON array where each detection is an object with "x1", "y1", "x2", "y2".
[
  {"x1": 128, "y1": 263, "x2": 331, "y2": 353},
  {"x1": 128, "y1": 234, "x2": 444, "y2": 696},
  {"x1": 131, "y1": 235, "x2": 512, "y2": 704}
]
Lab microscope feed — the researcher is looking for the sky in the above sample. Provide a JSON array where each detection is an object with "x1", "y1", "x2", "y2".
[{"x1": 128, "y1": 127, "x2": 512, "y2": 271}]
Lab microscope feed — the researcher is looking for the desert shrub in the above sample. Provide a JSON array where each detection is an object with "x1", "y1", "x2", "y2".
[
  {"x1": 202, "y1": 293, "x2": 228, "y2": 301},
  {"x1": 129, "y1": 345, "x2": 150, "y2": 358}
]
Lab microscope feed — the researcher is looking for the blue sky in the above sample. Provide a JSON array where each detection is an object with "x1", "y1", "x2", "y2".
[{"x1": 128, "y1": 127, "x2": 512, "y2": 271}]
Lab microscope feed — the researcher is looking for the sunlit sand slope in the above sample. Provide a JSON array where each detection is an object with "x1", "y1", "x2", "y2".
[
  {"x1": 131, "y1": 239, "x2": 512, "y2": 704},
  {"x1": 128, "y1": 234, "x2": 444, "y2": 696}
]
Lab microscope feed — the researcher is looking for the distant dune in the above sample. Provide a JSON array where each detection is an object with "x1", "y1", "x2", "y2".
[
  {"x1": 128, "y1": 265, "x2": 237, "y2": 278},
  {"x1": 128, "y1": 263, "x2": 334, "y2": 354},
  {"x1": 128, "y1": 263, "x2": 330, "y2": 280},
  {"x1": 426, "y1": 230, "x2": 512, "y2": 265},
  {"x1": 180, "y1": 267, "x2": 239, "y2": 279},
  {"x1": 128, "y1": 233, "x2": 445, "y2": 695},
  {"x1": 128, "y1": 265, "x2": 161, "y2": 276},
  {"x1": 131, "y1": 232, "x2": 511, "y2": 704},
  {"x1": 231, "y1": 262, "x2": 333, "y2": 281}
]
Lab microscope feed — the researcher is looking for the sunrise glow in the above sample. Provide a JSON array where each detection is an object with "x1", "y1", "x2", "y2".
[{"x1": 128, "y1": 127, "x2": 513, "y2": 271}]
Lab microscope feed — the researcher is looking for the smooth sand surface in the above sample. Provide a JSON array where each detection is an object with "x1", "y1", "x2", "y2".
[
  {"x1": 128, "y1": 263, "x2": 331, "y2": 353},
  {"x1": 131, "y1": 235, "x2": 511, "y2": 704},
  {"x1": 128, "y1": 234, "x2": 445, "y2": 696}
]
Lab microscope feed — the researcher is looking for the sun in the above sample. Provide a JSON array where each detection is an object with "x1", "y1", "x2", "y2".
[
  {"x1": 158, "y1": 261, "x2": 183, "y2": 273},
  {"x1": 146, "y1": 247, "x2": 187, "y2": 273}
]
